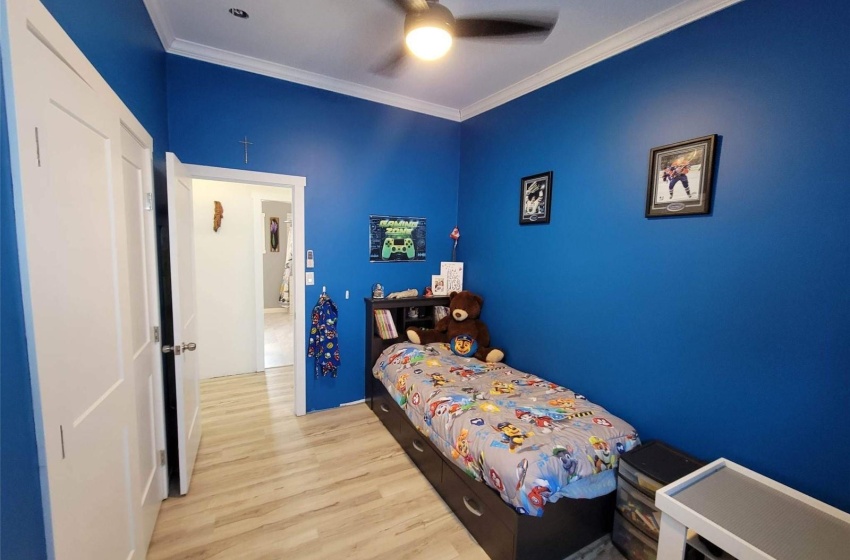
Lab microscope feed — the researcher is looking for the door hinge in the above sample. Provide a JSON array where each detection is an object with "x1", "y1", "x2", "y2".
[
  {"x1": 35, "y1": 127, "x2": 41, "y2": 167},
  {"x1": 159, "y1": 450, "x2": 166, "y2": 466},
  {"x1": 60, "y1": 425, "x2": 66, "y2": 459},
  {"x1": 153, "y1": 326, "x2": 160, "y2": 343},
  {"x1": 145, "y1": 192, "x2": 153, "y2": 211}
]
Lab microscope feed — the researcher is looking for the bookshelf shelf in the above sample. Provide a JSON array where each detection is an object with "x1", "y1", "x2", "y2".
[{"x1": 364, "y1": 296, "x2": 450, "y2": 407}]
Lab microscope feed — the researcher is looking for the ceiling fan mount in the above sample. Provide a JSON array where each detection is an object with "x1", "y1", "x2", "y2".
[{"x1": 375, "y1": 0, "x2": 558, "y2": 76}]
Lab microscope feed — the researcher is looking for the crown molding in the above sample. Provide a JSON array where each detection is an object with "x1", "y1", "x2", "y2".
[
  {"x1": 142, "y1": 0, "x2": 175, "y2": 49},
  {"x1": 459, "y1": 0, "x2": 744, "y2": 120},
  {"x1": 145, "y1": 0, "x2": 741, "y2": 123},
  {"x1": 167, "y1": 39, "x2": 461, "y2": 122}
]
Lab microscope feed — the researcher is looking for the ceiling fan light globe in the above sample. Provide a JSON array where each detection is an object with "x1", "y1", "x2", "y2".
[{"x1": 405, "y1": 26, "x2": 452, "y2": 60}]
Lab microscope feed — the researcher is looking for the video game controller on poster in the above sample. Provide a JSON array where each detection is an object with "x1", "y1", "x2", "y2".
[{"x1": 382, "y1": 237, "x2": 415, "y2": 259}]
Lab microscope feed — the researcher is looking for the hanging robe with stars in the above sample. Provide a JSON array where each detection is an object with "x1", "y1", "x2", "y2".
[{"x1": 308, "y1": 293, "x2": 341, "y2": 377}]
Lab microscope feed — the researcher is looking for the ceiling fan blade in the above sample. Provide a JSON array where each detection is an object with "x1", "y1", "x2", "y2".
[
  {"x1": 454, "y1": 16, "x2": 557, "y2": 39},
  {"x1": 383, "y1": 0, "x2": 429, "y2": 13},
  {"x1": 371, "y1": 45, "x2": 409, "y2": 77}
]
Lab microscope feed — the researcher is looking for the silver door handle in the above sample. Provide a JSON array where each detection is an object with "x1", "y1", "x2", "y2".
[
  {"x1": 162, "y1": 345, "x2": 181, "y2": 355},
  {"x1": 181, "y1": 342, "x2": 197, "y2": 352}
]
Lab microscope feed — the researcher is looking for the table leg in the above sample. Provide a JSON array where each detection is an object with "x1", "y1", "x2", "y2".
[{"x1": 657, "y1": 512, "x2": 688, "y2": 560}]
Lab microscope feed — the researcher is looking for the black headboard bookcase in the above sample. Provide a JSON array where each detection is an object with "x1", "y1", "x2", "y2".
[{"x1": 364, "y1": 296, "x2": 449, "y2": 406}]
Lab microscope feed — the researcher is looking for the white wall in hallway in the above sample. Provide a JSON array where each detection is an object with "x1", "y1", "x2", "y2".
[{"x1": 193, "y1": 179, "x2": 292, "y2": 379}]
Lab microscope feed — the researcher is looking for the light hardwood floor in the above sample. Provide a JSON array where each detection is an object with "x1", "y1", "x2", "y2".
[
  {"x1": 147, "y1": 367, "x2": 490, "y2": 560},
  {"x1": 264, "y1": 311, "x2": 294, "y2": 368}
]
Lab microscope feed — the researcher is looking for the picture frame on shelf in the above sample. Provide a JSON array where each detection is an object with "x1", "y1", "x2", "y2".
[
  {"x1": 431, "y1": 275, "x2": 448, "y2": 296},
  {"x1": 520, "y1": 171, "x2": 553, "y2": 225},
  {"x1": 646, "y1": 134, "x2": 717, "y2": 217},
  {"x1": 440, "y1": 262, "x2": 463, "y2": 293}
]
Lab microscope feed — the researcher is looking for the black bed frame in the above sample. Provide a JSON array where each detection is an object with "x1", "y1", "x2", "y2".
[{"x1": 364, "y1": 297, "x2": 614, "y2": 560}]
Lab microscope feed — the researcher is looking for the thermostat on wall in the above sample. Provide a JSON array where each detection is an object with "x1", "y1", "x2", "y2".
[{"x1": 306, "y1": 250, "x2": 314, "y2": 268}]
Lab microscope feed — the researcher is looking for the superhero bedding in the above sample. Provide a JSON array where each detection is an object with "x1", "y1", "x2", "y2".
[{"x1": 373, "y1": 342, "x2": 640, "y2": 517}]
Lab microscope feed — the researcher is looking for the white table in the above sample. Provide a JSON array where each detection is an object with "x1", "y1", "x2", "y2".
[{"x1": 654, "y1": 458, "x2": 850, "y2": 560}]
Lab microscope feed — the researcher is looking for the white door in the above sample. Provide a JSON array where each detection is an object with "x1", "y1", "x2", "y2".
[
  {"x1": 3, "y1": 0, "x2": 141, "y2": 557},
  {"x1": 120, "y1": 126, "x2": 167, "y2": 549},
  {"x1": 166, "y1": 152, "x2": 202, "y2": 494}
]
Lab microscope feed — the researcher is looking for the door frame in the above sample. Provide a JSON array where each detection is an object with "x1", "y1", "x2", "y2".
[
  {"x1": 2, "y1": 0, "x2": 165, "y2": 554},
  {"x1": 253, "y1": 191, "x2": 293, "y2": 374},
  {"x1": 184, "y1": 164, "x2": 307, "y2": 416}
]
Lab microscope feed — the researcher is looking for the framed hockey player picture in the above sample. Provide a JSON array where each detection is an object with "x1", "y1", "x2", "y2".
[
  {"x1": 646, "y1": 134, "x2": 717, "y2": 217},
  {"x1": 519, "y1": 171, "x2": 553, "y2": 225}
]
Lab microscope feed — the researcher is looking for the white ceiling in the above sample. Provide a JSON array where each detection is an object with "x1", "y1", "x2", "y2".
[{"x1": 143, "y1": 0, "x2": 741, "y2": 120}]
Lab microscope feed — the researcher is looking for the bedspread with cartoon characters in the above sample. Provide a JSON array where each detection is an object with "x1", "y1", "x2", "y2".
[{"x1": 373, "y1": 342, "x2": 640, "y2": 517}]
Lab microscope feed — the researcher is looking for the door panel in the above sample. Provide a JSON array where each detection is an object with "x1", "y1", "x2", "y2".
[
  {"x1": 166, "y1": 152, "x2": 202, "y2": 494},
  {"x1": 7, "y1": 10, "x2": 139, "y2": 558},
  {"x1": 121, "y1": 126, "x2": 166, "y2": 550}
]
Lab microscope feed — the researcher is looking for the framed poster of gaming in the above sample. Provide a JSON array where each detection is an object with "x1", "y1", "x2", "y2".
[
  {"x1": 646, "y1": 134, "x2": 717, "y2": 217},
  {"x1": 369, "y1": 215, "x2": 426, "y2": 262}
]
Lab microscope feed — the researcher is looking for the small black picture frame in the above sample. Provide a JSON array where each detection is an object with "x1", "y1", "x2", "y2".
[
  {"x1": 646, "y1": 134, "x2": 717, "y2": 217},
  {"x1": 520, "y1": 171, "x2": 553, "y2": 225}
]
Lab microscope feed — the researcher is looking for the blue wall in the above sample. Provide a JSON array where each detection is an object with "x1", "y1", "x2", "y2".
[
  {"x1": 458, "y1": 0, "x2": 850, "y2": 512},
  {"x1": 166, "y1": 56, "x2": 461, "y2": 411},
  {"x1": 1, "y1": 56, "x2": 48, "y2": 560},
  {"x1": 1, "y1": 0, "x2": 167, "y2": 556}
]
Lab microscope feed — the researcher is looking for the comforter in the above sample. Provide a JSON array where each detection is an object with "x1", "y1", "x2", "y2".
[{"x1": 373, "y1": 342, "x2": 640, "y2": 516}]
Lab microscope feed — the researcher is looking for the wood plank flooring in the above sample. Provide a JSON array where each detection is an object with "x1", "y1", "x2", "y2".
[{"x1": 147, "y1": 367, "x2": 489, "y2": 560}]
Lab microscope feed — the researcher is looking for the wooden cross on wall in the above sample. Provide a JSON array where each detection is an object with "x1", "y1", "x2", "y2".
[{"x1": 239, "y1": 136, "x2": 253, "y2": 164}]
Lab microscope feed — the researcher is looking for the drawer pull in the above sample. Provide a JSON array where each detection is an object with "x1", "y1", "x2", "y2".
[
  {"x1": 411, "y1": 439, "x2": 425, "y2": 453},
  {"x1": 379, "y1": 404, "x2": 390, "y2": 412},
  {"x1": 463, "y1": 496, "x2": 483, "y2": 517}
]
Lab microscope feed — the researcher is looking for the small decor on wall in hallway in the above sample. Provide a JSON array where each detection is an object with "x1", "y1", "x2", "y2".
[
  {"x1": 213, "y1": 201, "x2": 223, "y2": 232},
  {"x1": 270, "y1": 217, "x2": 280, "y2": 252},
  {"x1": 369, "y1": 215, "x2": 426, "y2": 262},
  {"x1": 520, "y1": 171, "x2": 553, "y2": 225},
  {"x1": 646, "y1": 134, "x2": 717, "y2": 217}
]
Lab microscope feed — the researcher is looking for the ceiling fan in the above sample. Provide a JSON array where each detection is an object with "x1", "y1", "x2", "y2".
[{"x1": 374, "y1": 0, "x2": 558, "y2": 76}]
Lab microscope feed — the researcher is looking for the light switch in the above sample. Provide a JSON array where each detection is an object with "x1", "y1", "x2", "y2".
[
  {"x1": 306, "y1": 272, "x2": 315, "y2": 285},
  {"x1": 306, "y1": 249, "x2": 314, "y2": 269}
]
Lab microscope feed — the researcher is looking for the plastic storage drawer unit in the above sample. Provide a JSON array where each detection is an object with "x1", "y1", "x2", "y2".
[
  {"x1": 616, "y1": 478, "x2": 662, "y2": 538},
  {"x1": 613, "y1": 511, "x2": 658, "y2": 560}
]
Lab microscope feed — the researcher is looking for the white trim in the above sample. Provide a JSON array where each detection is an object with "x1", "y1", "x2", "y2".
[
  {"x1": 145, "y1": 0, "x2": 740, "y2": 123},
  {"x1": 459, "y1": 0, "x2": 744, "y2": 120},
  {"x1": 167, "y1": 39, "x2": 461, "y2": 122},
  {"x1": 184, "y1": 164, "x2": 308, "y2": 417},
  {"x1": 140, "y1": 0, "x2": 174, "y2": 49},
  {"x1": 340, "y1": 399, "x2": 365, "y2": 407}
]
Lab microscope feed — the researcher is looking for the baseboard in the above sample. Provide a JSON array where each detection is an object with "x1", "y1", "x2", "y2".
[{"x1": 264, "y1": 307, "x2": 289, "y2": 314}]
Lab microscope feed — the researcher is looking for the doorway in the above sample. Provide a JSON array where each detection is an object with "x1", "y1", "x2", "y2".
[
  {"x1": 183, "y1": 164, "x2": 307, "y2": 418},
  {"x1": 261, "y1": 201, "x2": 295, "y2": 369}
]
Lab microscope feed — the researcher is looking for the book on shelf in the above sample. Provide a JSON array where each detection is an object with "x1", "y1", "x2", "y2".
[{"x1": 373, "y1": 309, "x2": 398, "y2": 340}]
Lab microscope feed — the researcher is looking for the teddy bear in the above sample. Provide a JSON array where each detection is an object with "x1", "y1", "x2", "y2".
[{"x1": 407, "y1": 290, "x2": 504, "y2": 363}]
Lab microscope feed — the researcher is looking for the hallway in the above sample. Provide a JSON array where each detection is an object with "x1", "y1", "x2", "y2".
[{"x1": 264, "y1": 311, "x2": 294, "y2": 368}]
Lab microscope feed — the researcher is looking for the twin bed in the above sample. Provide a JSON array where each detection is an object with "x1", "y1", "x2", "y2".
[{"x1": 368, "y1": 340, "x2": 640, "y2": 560}]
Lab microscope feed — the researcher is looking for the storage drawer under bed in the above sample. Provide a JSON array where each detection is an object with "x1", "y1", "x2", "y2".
[
  {"x1": 438, "y1": 462, "x2": 516, "y2": 560},
  {"x1": 371, "y1": 377, "x2": 442, "y2": 487}
]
